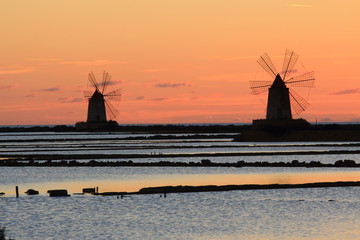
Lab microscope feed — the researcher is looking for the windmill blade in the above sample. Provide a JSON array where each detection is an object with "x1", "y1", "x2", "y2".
[
  {"x1": 104, "y1": 99, "x2": 120, "y2": 120},
  {"x1": 88, "y1": 72, "x2": 99, "y2": 91},
  {"x1": 282, "y1": 49, "x2": 299, "y2": 81},
  {"x1": 289, "y1": 88, "x2": 310, "y2": 115},
  {"x1": 285, "y1": 71, "x2": 315, "y2": 88},
  {"x1": 104, "y1": 89, "x2": 121, "y2": 101},
  {"x1": 249, "y1": 81, "x2": 273, "y2": 95},
  {"x1": 257, "y1": 52, "x2": 278, "y2": 78},
  {"x1": 101, "y1": 71, "x2": 112, "y2": 94}
]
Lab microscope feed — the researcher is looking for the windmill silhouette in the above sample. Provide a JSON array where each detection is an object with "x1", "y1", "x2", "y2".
[
  {"x1": 84, "y1": 71, "x2": 121, "y2": 123},
  {"x1": 250, "y1": 50, "x2": 315, "y2": 120}
]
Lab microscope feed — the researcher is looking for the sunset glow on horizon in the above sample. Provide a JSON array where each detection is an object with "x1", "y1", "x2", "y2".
[{"x1": 1, "y1": 0, "x2": 359, "y2": 125}]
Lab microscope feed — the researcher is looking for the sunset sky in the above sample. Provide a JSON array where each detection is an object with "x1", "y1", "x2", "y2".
[{"x1": 1, "y1": 0, "x2": 359, "y2": 125}]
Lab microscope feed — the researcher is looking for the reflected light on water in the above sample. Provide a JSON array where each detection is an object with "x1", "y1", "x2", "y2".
[
  {"x1": 38, "y1": 171, "x2": 360, "y2": 193},
  {"x1": 3, "y1": 171, "x2": 360, "y2": 195}
]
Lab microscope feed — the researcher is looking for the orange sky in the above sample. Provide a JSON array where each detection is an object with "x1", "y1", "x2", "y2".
[{"x1": 0, "y1": 0, "x2": 359, "y2": 125}]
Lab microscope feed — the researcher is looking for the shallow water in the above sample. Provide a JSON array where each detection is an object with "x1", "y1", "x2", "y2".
[
  {"x1": 1, "y1": 132, "x2": 360, "y2": 239},
  {"x1": 1, "y1": 188, "x2": 360, "y2": 239}
]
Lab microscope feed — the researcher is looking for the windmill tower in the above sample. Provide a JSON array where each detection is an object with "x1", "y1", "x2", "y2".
[
  {"x1": 250, "y1": 50, "x2": 315, "y2": 124},
  {"x1": 87, "y1": 88, "x2": 107, "y2": 123},
  {"x1": 76, "y1": 71, "x2": 121, "y2": 130}
]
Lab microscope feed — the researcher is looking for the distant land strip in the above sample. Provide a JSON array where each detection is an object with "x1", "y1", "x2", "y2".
[
  {"x1": 0, "y1": 134, "x2": 237, "y2": 143},
  {"x1": 1, "y1": 159, "x2": 359, "y2": 168},
  {"x1": 0, "y1": 124, "x2": 251, "y2": 133}
]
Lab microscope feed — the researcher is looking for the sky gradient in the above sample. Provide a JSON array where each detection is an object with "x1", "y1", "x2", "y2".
[{"x1": 1, "y1": 0, "x2": 359, "y2": 125}]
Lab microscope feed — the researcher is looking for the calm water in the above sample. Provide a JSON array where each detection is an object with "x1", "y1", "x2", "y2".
[
  {"x1": 1, "y1": 131, "x2": 360, "y2": 239},
  {"x1": 1, "y1": 188, "x2": 360, "y2": 239}
]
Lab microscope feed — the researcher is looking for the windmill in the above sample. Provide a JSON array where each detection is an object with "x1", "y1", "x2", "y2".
[
  {"x1": 250, "y1": 50, "x2": 315, "y2": 121},
  {"x1": 84, "y1": 71, "x2": 121, "y2": 123}
]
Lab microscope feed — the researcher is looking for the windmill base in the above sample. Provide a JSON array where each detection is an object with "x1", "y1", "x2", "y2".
[
  {"x1": 252, "y1": 119, "x2": 310, "y2": 130},
  {"x1": 75, "y1": 121, "x2": 118, "y2": 130}
]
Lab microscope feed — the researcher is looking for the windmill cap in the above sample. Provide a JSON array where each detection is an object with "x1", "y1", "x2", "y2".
[
  {"x1": 91, "y1": 90, "x2": 104, "y2": 99},
  {"x1": 271, "y1": 74, "x2": 287, "y2": 88}
]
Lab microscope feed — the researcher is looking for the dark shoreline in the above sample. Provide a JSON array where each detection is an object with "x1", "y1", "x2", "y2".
[
  {"x1": 100, "y1": 181, "x2": 360, "y2": 196},
  {"x1": 0, "y1": 124, "x2": 250, "y2": 133},
  {"x1": 0, "y1": 134, "x2": 237, "y2": 143},
  {"x1": 1, "y1": 159, "x2": 359, "y2": 168}
]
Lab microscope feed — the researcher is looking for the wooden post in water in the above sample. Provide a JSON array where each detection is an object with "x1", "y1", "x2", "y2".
[
  {"x1": 96, "y1": 186, "x2": 99, "y2": 194},
  {"x1": 15, "y1": 186, "x2": 19, "y2": 198}
]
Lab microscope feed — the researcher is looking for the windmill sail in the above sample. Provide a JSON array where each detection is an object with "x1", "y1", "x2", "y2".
[
  {"x1": 88, "y1": 72, "x2": 99, "y2": 91},
  {"x1": 105, "y1": 100, "x2": 120, "y2": 120},
  {"x1": 257, "y1": 52, "x2": 278, "y2": 78},
  {"x1": 289, "y1": 88, "x2": 310, "y2": 115},
  {"x1": 285, "y1": 71, "x2": 315, "y2": 87},
  {"x1": 282, "y1": 49, "x2": 299, "y2": 81}
]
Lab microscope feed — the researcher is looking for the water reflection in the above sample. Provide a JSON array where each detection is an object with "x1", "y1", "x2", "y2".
[
  {"x1": 3, "y1": 169, "x2": 360, "y2": 195},
  {"x1": 84, "y1": 171, "x2": 360, "y2": 192},
  {"x1": 2, "y1": 188, "x2": 360, "y2": 239}
]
